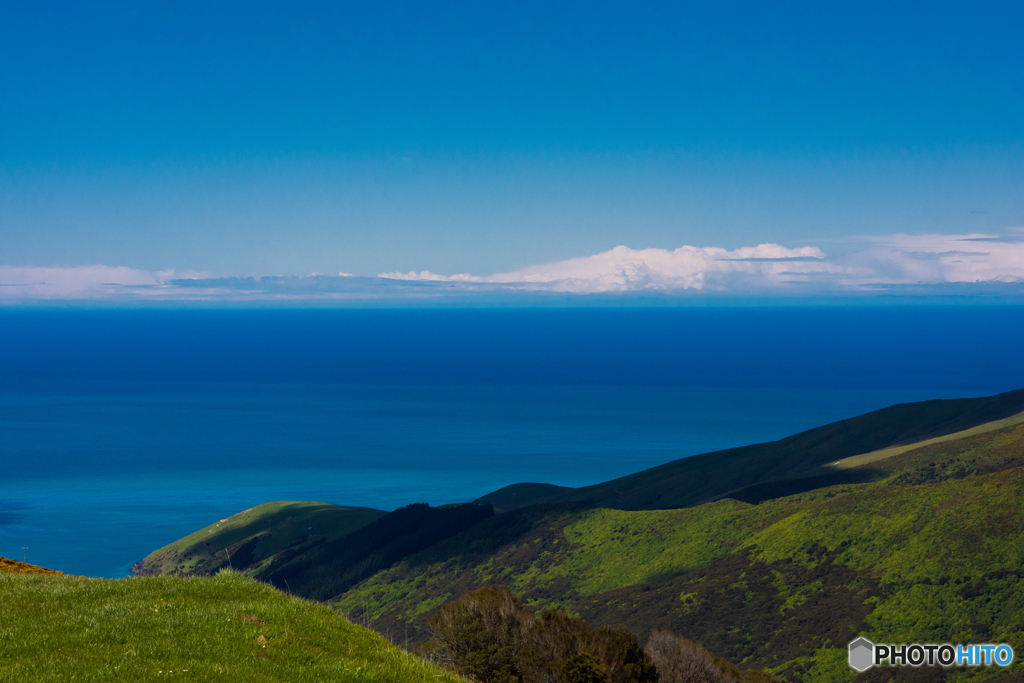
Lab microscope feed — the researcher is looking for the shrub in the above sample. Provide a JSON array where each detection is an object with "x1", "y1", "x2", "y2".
[
  {"x1": 591, "y1": 625, "x2": 659, "y2": 683},
  {"x1": 562, "y1": 654, "x2": 611, "y2": 683},
  {"x1": 427, "y1": 586, "x2": 534, "y2": 683},
  {"x1": 426, "y1": 586, "x2": 657, "y2": 683},
  {"x1": 644, "y1": 630, "x2": 737, "y2": 683}
]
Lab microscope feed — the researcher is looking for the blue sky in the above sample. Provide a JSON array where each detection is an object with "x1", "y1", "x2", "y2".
[{"x1": 1, "y1": 0, "x2": 1022, "y2": 301}]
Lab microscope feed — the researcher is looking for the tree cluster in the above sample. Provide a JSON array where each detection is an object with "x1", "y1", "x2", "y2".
[{"x1": 424, "y1": 586, "x2": 775, "y2": 683}]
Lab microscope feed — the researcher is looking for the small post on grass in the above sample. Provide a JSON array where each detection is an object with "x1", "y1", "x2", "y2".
[{"x1": 21, "y1": 547, "x2": 28, "y2": 563}]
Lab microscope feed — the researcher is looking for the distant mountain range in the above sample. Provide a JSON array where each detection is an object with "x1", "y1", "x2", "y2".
[{"x1": 137, "y1": 389, "x2": 1024, "y2": 682}]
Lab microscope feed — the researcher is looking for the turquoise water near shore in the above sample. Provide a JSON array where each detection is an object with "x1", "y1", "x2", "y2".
[{"x1": 1, "y1": 307, "x2": 1022, "y2": 577}]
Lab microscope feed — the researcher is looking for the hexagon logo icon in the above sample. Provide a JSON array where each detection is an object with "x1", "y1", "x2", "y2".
[{"x1": 848, "y1": 637, "x2": 875, "y2": 672}]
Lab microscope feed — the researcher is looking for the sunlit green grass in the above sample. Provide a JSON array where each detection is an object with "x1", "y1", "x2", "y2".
[{"x1": 0, "y1": 569, "x2": 465, "y2": 682}]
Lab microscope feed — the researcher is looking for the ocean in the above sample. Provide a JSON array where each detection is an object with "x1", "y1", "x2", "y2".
[{"x1": 1, "y1": 306, "x2": 1023, "y2": 577}]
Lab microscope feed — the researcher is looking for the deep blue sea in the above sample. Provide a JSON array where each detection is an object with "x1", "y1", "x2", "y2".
[{"x1": 2, "y1": 307, "x2": 1023, "y2": 577}]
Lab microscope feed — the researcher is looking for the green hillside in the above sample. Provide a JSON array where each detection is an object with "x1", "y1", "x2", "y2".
[
  {"x1": 335, "y1": 419, "x2": 1024, "y2": 682},
  {"x1": 140, "y1": 390, "x2": 1024, "y2": 682},
  {"x1": 0, "y1": 569, "x2": 467, "y2": 682},
  {"x1": 136, "y1": 501, "x2": 386, "y2": 578}
]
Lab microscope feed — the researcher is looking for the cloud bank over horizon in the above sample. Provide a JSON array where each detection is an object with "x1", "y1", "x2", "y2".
[
  {"x1": 3, "y1": 231, "x2": 1023, "y2": 303},
  {"x1": 382, "y1": 230, "x2": 1024, "y2": 294}
]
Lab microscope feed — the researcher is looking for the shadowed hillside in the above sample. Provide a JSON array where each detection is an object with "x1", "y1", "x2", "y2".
[
  {"x1": 136, "y1": 501, "x2": 386, "y2": 577},
  {"x1": 263, "y1": 502, "x2": 495, "y2": 600},
  {"x1": 475, "y1": 482, "x2": 574, "y2": 511},
  {"x1": 481, "y1": 388, "x2": 1024, "y2": 510}
]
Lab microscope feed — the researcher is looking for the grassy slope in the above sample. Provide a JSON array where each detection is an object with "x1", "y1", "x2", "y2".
[
  {"x1": 337, "y1": 421, "x2": 1024, "y2": 683},
  {"x1": 821, "y1": 408, "x2": 1024, "y2": 471},
  {"x1": 474, "y1": 389, "x2": 1024, "y2": 511},
  {"x1": 0, "y1": 570, "x2": 466, "y2": 682},
  {"x1": 138, "y1": 501, "x2": 385, "y2": 578}
]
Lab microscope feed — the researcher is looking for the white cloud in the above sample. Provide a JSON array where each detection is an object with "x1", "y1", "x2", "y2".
[
  {"x1": 0, "y1": 265, "x2": 207, "y2": 300},
  {"x1": 483, "y1": 243, "x2": 828, "y2": 292},
  {"x1": 381, "y1": 242, "x2": 835, "y2": 293},
  {"x1": 4, "y1": 230, "x2": 1024, "y2": 302},
  {"x1": 379, "y1": 231, "x2": 1024, "y2": 293},
  {"x1": 839, "y1": 232, "x2": 1024, "y2": 285}
]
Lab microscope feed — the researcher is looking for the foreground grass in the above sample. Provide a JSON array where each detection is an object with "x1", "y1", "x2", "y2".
[{"x1": 0, "y1": 570, "x2": 465, "y2": 682}]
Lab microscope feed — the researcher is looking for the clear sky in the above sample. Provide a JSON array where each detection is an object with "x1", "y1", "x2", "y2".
[{"x1": 1, "y1": 0, "x2": 1022, "y2": 301}]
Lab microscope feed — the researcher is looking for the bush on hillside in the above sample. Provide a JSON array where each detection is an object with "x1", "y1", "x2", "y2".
[
  {"x1": 590, "y1": 624, "x2": 660, "y2": 683},
  {"x1": 561, "y1": 654, "x2": 610, "y2": 683},
  {"x1": 643, "y1": 630, "x2": 736, "y2": 683},
  {"x1": 522, "y1": 608, "x2": 657, "y2": 683},
  {"x1": 426, "y1": 586, "x2": 533, "y2": 683},
  {"x1": 425, "y1": 586, "x2": 657, "y2": 683}
]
